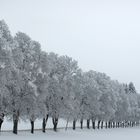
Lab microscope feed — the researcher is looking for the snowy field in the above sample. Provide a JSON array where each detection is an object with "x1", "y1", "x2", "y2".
[
  {"x1": 1, "y1": 127, "x2": 140, "y2": 140},
  {"x1": 1, "y1": 119, "x2": 140, "y2": 140}
]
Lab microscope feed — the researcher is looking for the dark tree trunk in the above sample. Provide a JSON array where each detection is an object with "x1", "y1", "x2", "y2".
[
  {"x1": 80, "y1": 119, "x2": 83, "y2": 129},
  {"x1": 129, "y1": 121, "x2": 131, "y2": 127},
  {"x1": 101, "y1": 121, "x2": 103, "y2": 129},
  {"x1": 42, "y1": 118, "x2": 46, "y2": 133},
  {"x1": 0, "y1": 113, "x2": 4, "y2": 132},
  {"x1": 42, "y1": 114, "x2": 49, "y2": 133},
  {"x1": 30, "y1": 121, "x2": 34, "y2": 134},
  {"x1": 128, "y1": 121, "x2": 130, "y2": 127},
  {"x1": 108, "y1": 121, "x2": 111, "y2": 128},
  {"x1": 112, "y1": 122, "x2": 115, "y2": 128},
  {"x1": 13, "y1": 119, "x2": 18, "y2": 134},
  {"x1": 132, "y1": 122, "x2": 134, "y2": 127},
  {"x1": 118, "y1": 122, "x2": 120, "y2": 128},
  {"x1": 97, "y1": 120, "x2": 101, "y2": 129},
  {"x1": 122, "y1": 121, "x2": 124, "y2": 128},
  {"x1": 52, "y1": 117, "x2": 58, "y2": 132},
  {"x1": 87, "y1": 119, "x2": 90, "y2": 129},
  {"x1": 131, "y1": 121, "x2": 133, "y2": 127},
  {"x1": 92, "y1": 120, "x2": 95, "y2": 129},
  {"x1": 13, "y1": 111, "x2": 19, "y2": 134},
  {"x1": 73, "y1": 120, "x2": 76, "y2": 130},
  {"x1": 0, "y1": 120, "x2": 3, "y2": 132},
  {"x1": 105, "y1": 122, "x2": 108, "y2": 129},
  {"x1": 125, "y1": 121, "x2": 128, "y2": 127}
]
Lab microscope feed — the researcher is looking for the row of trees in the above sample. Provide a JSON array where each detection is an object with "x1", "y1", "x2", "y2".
[{"x1": 0, "y1": 20, "x2": 140, "y2": 134}]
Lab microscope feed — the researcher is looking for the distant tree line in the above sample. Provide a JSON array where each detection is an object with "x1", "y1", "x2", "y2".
[{"x1": 0, "y1": 20, "x2": 140, "y2": 134}]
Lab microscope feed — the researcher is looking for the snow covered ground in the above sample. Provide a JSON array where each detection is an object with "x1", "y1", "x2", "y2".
[
  {"x1": 2, "y1": 118, "x2": 79, "y2": 130},
  {"x1": 1, "y1": 127, "x2": 140, "y2": 140},
  {"x1": 1, "y1": 119, "x2": 140, "y2": 140}
]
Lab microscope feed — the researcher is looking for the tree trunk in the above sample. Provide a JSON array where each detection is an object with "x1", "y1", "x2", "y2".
[
  {"x1": 42, "y1": 118, "x2": 46, "y2": 133},
  {"x1": 0, "y1": 120, "x2": 3, "y2": 132},
  {"x1": 0, "y1": 113, "x2": 4, "y2": 132},
  {"x1": 101, "y1": 121, "x2": 103, "y2": 129},
  {"x1": 30, "y1": 121, "x2": 34, "y2": 134},
  {"x1": 73, "y1": 120, "x2": 76, "y2": 130},
  {"x1": 13, "y1": 111, "x2": 19, "y2": 134},
  {"x1": 87, "y1": 119, "x2": 90, "y2": 129},
  {"x1": 131, "y1": 121, "x2": 133, "y2": 127},
  {"x1": 13, "y1": 119, "x2": 18, "y2": 134},
  {"x1": 113, "y1": 122, "x2": 115, "y2": 128},
  {"x1": 42, "y1": 114, "x2": 49, "y2": 133},
  {"x1": 97, "y1": 120, "x2": 101, "y2": 129},
  {"x1": 80, "y1": 119, "x2": 83, "y2": 129},
  {"x1": 105, "y1": 122, "x2": 108, "y2": 129},
  {"x1": 128, "y1": 121, "x2": 130, "y2": 127},
  {"x1": 92, "y1": 120, "x2": 95, "y2": 129},
  {"x1": 132, "y1": 122, "x2": 134, "y2": 127},
  {"x1": 52, "y1": 117, "x2": 58, "y2": 132},
  {"x1": 122, "y1": 121, "x2": 124, "y2": 128},
  {"x1": 129, "y1": 121, "x2": 131, "y2": 127},
  {"x1": 125, "y1": 121, "x2": 127, "y2": 127},
  {"x1": 108, "y1": 121, "x2": 111, "y2": 128},
  {"x1": 118, "y1": 122, "x2": 120, "y2": 128}
]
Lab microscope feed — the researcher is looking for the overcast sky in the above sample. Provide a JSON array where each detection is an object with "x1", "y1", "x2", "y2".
[{"x1": 0, "y1": 0, "x2": 140, "y2": 92}]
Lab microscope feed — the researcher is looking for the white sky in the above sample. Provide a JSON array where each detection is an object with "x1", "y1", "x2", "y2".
[{"x1": 0, "y1": 0, "x2": 140, "y2": 92}]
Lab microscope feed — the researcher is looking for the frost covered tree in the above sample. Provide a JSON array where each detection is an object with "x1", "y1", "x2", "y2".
[
  {"x1": 0, "y1": 20, "x2": 140, "y2": 134},
  {"x1": 0, "y1": 20, "x2": 14, "y2": 132},
  {"x1": 128, "y1": 82, "x2": 136, "y2": 94},
  {"x1": 46, "y1": 54, "x2": 79, "y2": 131},
  {"x1": 12, "y1": 32, "x2": 42, "y2": 134},
  {"x1": 33, "y1": 52, "x2": 50, "y2": 133},
  {"x1": 81, "y1": 71, "x2": 101, "y2": 129}
]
